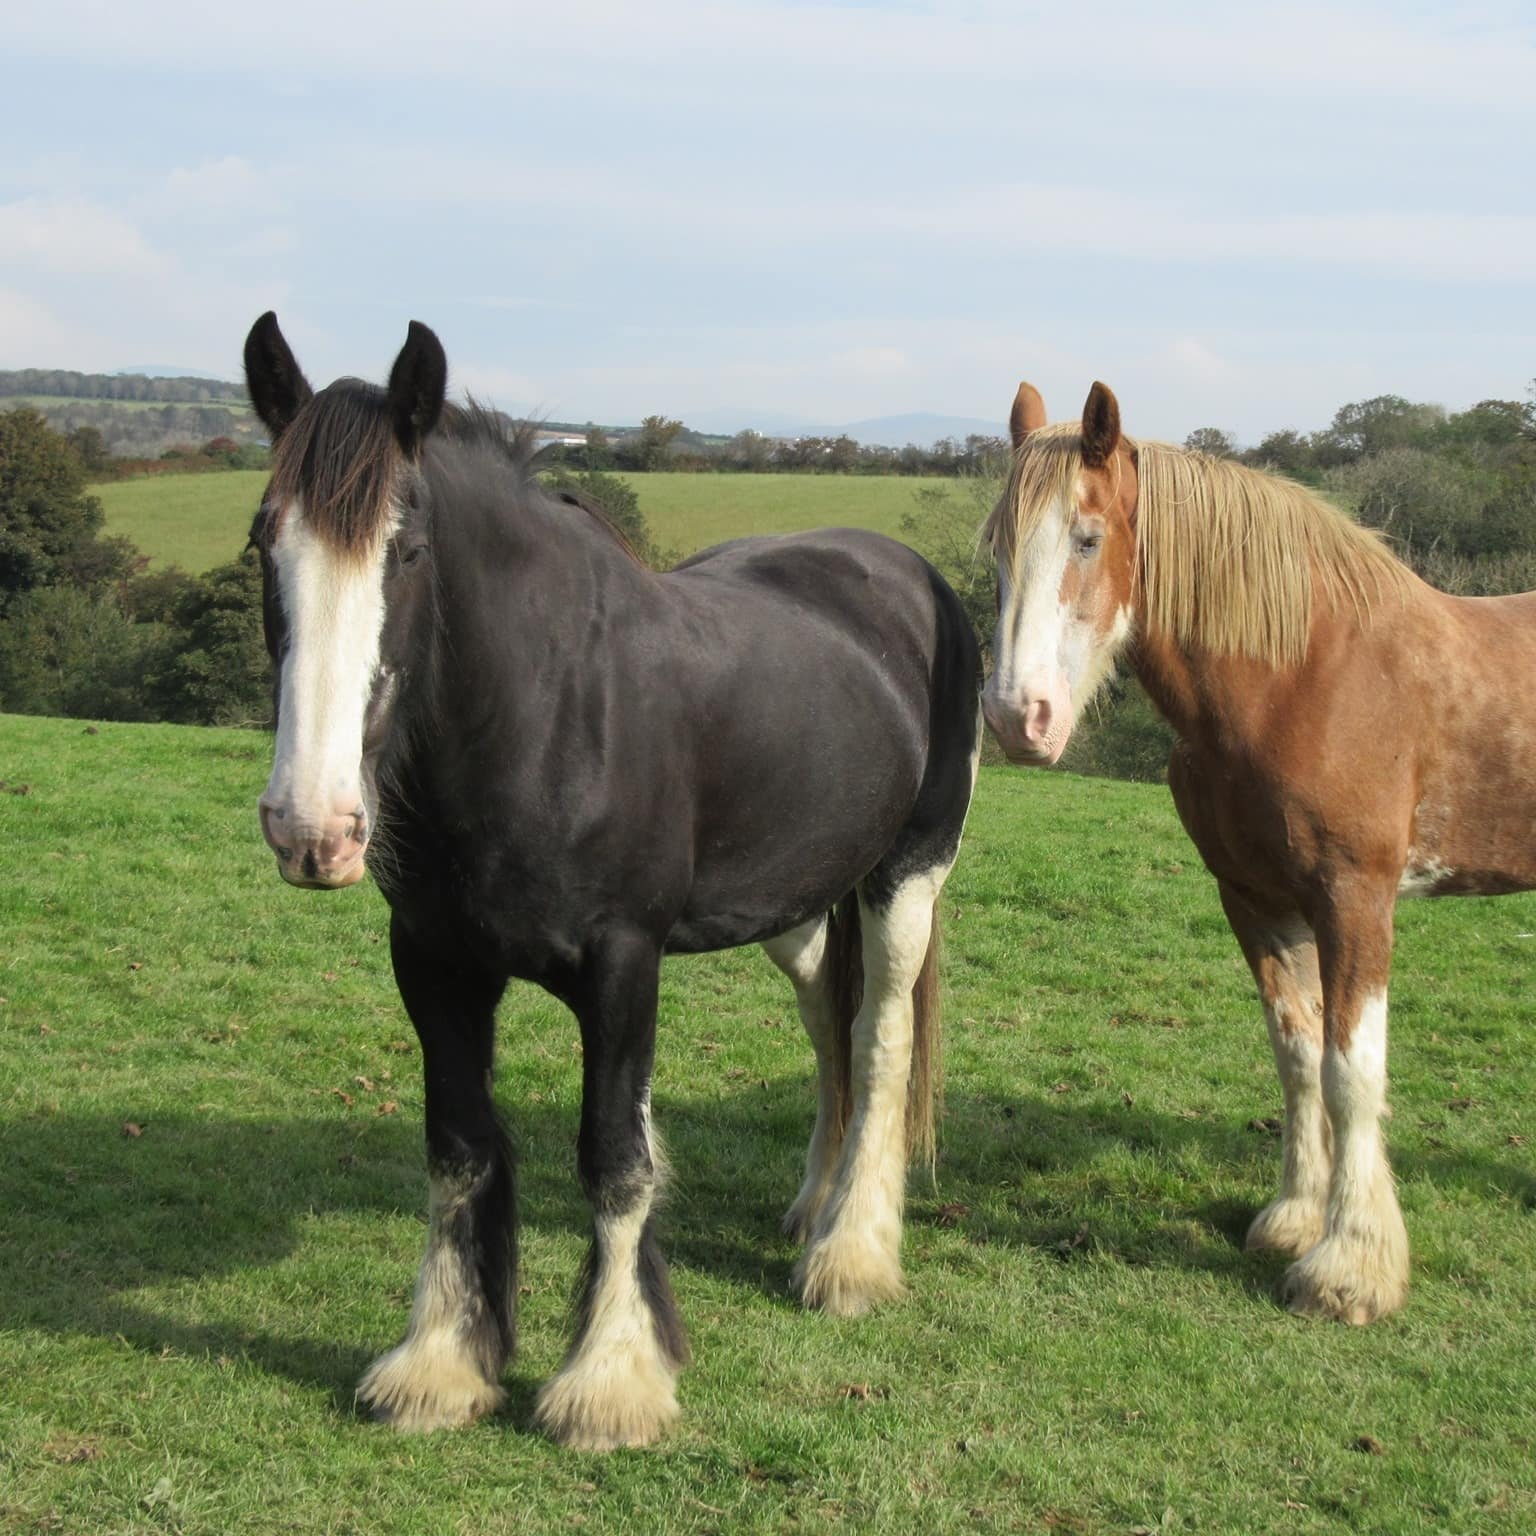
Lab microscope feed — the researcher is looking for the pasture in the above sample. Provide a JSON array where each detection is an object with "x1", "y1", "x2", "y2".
[
  {"x1": 92, "y1": 471, "x2": 948, "y2": 573},
  {"x1": 3, "y1": 712, "x2": 1534, "y2": 1534}
]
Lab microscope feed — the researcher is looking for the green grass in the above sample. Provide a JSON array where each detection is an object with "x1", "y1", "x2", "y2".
[
  {"x1": 93, "y1": 472, "x2": 270, "y2": 575},
  {"x1": 3, "y1": 713, "x2": 1534, "y2": 1534},
  {"x1": 625, "y1": 473, "x2": 948, "y2": 557},
  {"x1": 94, "y1": 471, "x2": 945, "y2": 573}
]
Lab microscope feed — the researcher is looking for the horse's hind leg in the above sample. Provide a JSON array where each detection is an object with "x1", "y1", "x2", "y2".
[
  {"x1": 535, "y1": 930, "x2": 687, "y2": 1450},
  {"x1": 762, "y1": 915, "x2": 845, "y2": 1242},
  {"x1": 359, "y1": 916, "x2": 515, "y2": 1431},
  {"x1": 795, "y1": 864, "x2": 948, "y2": 1317},
  {"x1": 1282, "y1": 886, "x2": 1409, "y2": 1324},
  {"x1": 1218, "y1": 884, "x2": 1332, "y2": 1257}
]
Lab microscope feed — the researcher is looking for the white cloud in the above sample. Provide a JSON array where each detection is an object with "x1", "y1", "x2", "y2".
[
  {"x1": 161, "y1": 157, "x2": 289, "y2": 219},
  {"x1": 0, "y1": 197, "x2": 163, "y2": 276},
  {"x1": 0, "y1": 289, "x2": 99, "y2": 367}
]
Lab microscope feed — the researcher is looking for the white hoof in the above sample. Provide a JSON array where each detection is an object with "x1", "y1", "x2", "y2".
[
  {"x1": 782, "y1": 1176, "x2": 833, "y2": 1244},
  {"x1": 1282, "y1": 1216, "x2": 1409, "y2": 1325},
  {"x1": 357, "y1": 1333, "x2": 504, "y2": 1431},
  {"x1": 1246, "y1": 1197, "x2": 1326, "y2": 1257},
  {"x1": 534, "y1": 1343, "x2": 681, "y2": 1451},
  {"x1": 794, "y1": 1226, "x2": 904, "y2": 1317}
]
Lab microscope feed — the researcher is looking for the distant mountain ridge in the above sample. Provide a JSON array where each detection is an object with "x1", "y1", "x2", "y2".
[
  {"x1": 3, "y1": 366, "x2": 1002, "y2": 453},
  {"x1": 669, "y1": 407, "x2": 1004, "y2": 447},
  {"x1": 822, "y1": 412, "x2": 1004, "y2": 449}
]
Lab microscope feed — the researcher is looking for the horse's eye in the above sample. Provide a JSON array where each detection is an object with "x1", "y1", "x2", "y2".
[
  {"x1": 1076, "y1": 534, "x2": 1102, "y2": 556},
  {"x1": 400, "y1": 543, "x2": 426, "y2": 567}
]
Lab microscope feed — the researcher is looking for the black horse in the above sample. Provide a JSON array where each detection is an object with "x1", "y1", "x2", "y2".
[{"x1": 243, "y1": 314, "x2": 981, "y2": 1449}]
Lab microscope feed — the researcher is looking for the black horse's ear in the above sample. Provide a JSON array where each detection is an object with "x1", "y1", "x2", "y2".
[
  {"x1": 1009, "y1": 382, "x2": 1047, "y2": 448},
  {"x1": 387, "y1": 321, "x2": 448, "y2": 457},
  {"x1": 243, "y1": 311, "x2": 313, "y2": 440},
  {"x1": 1080, "y1": 380, "x2": 1121, "y2": 468}
]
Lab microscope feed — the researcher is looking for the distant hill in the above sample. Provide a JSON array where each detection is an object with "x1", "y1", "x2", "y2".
[
  {"x1": 115, "y1": 364, "x2": 226, "y2": 379},
  {"x1": 825, "y1": 413, "x2": 1003, "y2": 449},
  {"x1": 650, "y1": 408, "x2": 1004, "y2": 448},
  {"x1": 0, "y1": 369, "x2": 248, "y2": 405}
]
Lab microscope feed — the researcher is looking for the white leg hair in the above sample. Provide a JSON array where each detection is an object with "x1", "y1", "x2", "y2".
[
  {"x1": 795, "y1": 867, "x2": 944, "y2": 1317},
  {"x1": 761, "y1": 917, "x2": 843, "y2": 1242},
  {"x1": 1284, "y1": 991, "x2": 1410, "y2": 1323},
  {"x1": 357, "y1": 1168, "x2": 505, "y2": 1431},
  {"x1": 1247, "y1": 995, "x2": 1332, "y2": 1256},
  {"x1": 534, "y1": 1108, "x2": 681, "y2": 1451}
]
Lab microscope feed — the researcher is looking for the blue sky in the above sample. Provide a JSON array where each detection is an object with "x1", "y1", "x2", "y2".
[{"x1": 3, "y1": 0, "x2": 1533, "y2": 442}]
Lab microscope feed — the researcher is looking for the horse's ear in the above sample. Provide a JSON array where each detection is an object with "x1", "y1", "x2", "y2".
[
  {"x1": 387, "y1": 321, "x2": 448, "y2": 457},
  {"x1": 244, "y1": 311, "x2": 313, "y2": 440},
  {"x1": 1009, "y1": 382, "x2": 1047, "y2": 448},
  {"x1": 1080, "y1": 381, "x2": 1121, "y2": 469}
]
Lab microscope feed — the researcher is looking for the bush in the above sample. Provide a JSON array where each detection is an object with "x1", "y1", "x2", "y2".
[
  {"x1": 0, "y1": 586, "x2": 160, "y2": 720},
  {"x1": 542, "y1": 467, "x2": 674, "y2": 569},
  {"x1": 1325, "y1": 447, "x2": 1501, "y2": 560},
  {"x1": 145, "y1": 549, "x2": 271, "y2": 726},
  {"x1": 898, "y1": 478, "x2": 1001, "y2": 653},
  {"x1": 0, "y1": 405, "x2": 138, "y2": 608},
  {"x1": 1060, "y1": 677, "x2": 1176, "y2": 783}
]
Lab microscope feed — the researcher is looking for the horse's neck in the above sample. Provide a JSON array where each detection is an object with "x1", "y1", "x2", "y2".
[
  {"x1": 415, "y1": 487, "x2": 650, "y2": 717},
  {"x1": 1130, "y1": 622, "x2": 1294, "y2": 752}
]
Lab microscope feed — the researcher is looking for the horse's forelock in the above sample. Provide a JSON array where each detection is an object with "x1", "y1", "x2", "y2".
[
  {"x1": 266, "y1": 380, "x2": 404, "y2": 556},
  {"x1": 987, "y1": 424, "x2": 1084, "y2": 576}
]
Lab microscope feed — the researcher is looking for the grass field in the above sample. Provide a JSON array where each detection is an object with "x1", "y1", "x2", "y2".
[
  {"x1": 93, "y1": 471, "x2": 948, "y2": 573},
  {"x1": 3, "y1": 712, "x2": 1535, "y2": 1534}
]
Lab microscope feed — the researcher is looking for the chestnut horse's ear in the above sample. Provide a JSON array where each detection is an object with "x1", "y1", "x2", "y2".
[
  {"x1": 244, "y1": 311, "x2": 313, "y2": 440},
  {"x1": 1080, "y1": 381, "x2": 1121, "y2": 469},
  {"x1": 387, "y1": 320, "x2": 448, "y2": 458},
  {"x1": 1009, "y1": 382, "x2": 1047, "y2": 448}
]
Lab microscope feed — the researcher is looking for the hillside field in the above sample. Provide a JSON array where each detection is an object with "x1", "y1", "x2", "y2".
[
  {"x1": 3, "y1": 713, "x2": 1535, "y2": 1534},
  {"x1": 92, "y1": 471, "x2": 952, "y2": 573}
]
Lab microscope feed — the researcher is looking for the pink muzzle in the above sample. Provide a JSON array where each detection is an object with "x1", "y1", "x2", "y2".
[{"x1": 981, "y1": 676, "x2": 1073, "y2": 766}]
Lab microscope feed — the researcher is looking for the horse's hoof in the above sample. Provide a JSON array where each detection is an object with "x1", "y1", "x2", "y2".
[
  {"x1": 534, "y1": 1350, "x2": 681, "y2": 1451},
  {"x1": 794, "y1": 1229, "x2": 905, "y2": 1317},
  {"x1": 357, "y1": 1337, "x2": 504, "y2": 1432},
  {"x1": 1246, "y1": 1197, "x2": 1325, "y2": 1258},
  {"x1": 1281, "y1": 1233, "x2": 1408, "y2": 1325}
]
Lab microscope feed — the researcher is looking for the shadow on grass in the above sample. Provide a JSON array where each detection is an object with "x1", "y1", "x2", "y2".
[{"x1": 3, "y1": 1081, "x2": 1530, "y2": 1409}]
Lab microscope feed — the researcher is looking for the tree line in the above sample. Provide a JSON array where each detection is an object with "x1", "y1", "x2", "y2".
[
  {"x1": 0, "y1": 369, "x2": 247, "y2": 405},
  {"x1": 2, "y1": 386, "x2": 1533, "y2": 778},
  {"x1": 547, "y1": 417, "x2": 1010, "y2": 477}
]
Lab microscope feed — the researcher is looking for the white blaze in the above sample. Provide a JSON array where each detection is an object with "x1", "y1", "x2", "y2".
[
  {"x1": 264, "y1": 503, "x2": 393, "y2": 836},
  {"x1": 990, "y1": 495, "x2": 1072, "y2": 705}
]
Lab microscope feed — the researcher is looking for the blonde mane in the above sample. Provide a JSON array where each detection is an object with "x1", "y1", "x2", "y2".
[{"x1": 986, "y1": 424, "x2": 1413, "y2": 667}]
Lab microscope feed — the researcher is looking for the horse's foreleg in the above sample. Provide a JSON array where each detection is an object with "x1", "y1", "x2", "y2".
[
  {"x1": 761, "y1": 915, "x2": 844, "y2": 1242},
  {"x1": 795, "y1": 869, "x2": 942, "y2": 1317},
  {"x1": 534, "y1": 932, "x2": 687, "y2": 1450},
  {"x1": 1218, "y1": 885, "x2": 1332, "y2": 1257},
  {"x1": 1282, "y1": 888, "x2": 1408, "y2": 1324},
  {"x1": 359, "y1": 916, "x2": 514, "y2": 1430}
]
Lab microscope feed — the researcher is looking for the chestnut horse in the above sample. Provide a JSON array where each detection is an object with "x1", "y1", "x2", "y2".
[{"x1": 982, "y1": 380, "x2": 1536, "y2": 1325}]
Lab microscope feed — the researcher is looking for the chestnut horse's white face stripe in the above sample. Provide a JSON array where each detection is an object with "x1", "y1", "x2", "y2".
[
  {"x1": 984, "y1": 488, "x2": 1130, "y2": 766},
  {"x1": 991, "y1": 496, "x2": 1072, "y2": 705},
  {"x1": 261, "y1": 499, "x2": 395, "y2": 875}
]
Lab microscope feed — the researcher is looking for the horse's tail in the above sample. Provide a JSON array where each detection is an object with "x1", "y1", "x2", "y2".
[{"x1": 824, "y1": 894, "x2": 943, "y2": 1172}]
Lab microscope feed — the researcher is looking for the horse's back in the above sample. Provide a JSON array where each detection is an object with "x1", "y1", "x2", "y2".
[{"x1": 660, "y1": 528, "x2": 980, "y2": 949}]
